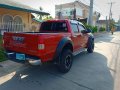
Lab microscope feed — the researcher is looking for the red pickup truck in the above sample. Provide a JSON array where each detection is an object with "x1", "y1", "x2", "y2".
[{"x1": 3, "y1": 20, "x2": 94, "y2": 73}]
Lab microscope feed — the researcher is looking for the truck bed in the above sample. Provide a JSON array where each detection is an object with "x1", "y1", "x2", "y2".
[{"x1": 3, "y1": 32, "x2": 71, "y2": 62}]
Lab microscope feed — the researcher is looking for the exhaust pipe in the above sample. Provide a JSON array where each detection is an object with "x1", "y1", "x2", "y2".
[{"x1": 28, "y1": 59, "x2": 42, "y2": 66}]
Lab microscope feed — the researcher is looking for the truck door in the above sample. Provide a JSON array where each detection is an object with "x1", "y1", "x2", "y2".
[
  {"x1": 71, "y1": 23, "x2": 81, "y2": 51},
  {"x1": 78, "y1": 24, "x2": 88, "y2": 48}
]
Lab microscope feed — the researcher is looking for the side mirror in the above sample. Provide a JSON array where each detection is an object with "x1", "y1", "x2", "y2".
[
  {"x1": 81, "y1": 29, "x2": 91, "y2": 34},
  {"x1": 86, "y1": 28, "x2": 92, "y2": 33},
  {"x1": 81, "y1": 30, "x2": 87, "y2": 34}
]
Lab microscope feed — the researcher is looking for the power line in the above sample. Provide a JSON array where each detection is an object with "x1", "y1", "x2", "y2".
[
  {"x1": 107, "y1": 2, "x2": 115, "y2": 30},
  {"x1": 108, "y1": 2, "x2": 115, "y2": 19},
  {"x1": 82, "y1": 0, "x2": 89, "y2": 5},
  {"x1": 93, "y1": 1, "x2": 109, "y2": 17}
]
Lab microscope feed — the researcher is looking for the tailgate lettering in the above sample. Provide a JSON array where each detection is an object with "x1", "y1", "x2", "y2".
[{"x1": 12, "y1": 36, "x2": 24, "y2": 43}]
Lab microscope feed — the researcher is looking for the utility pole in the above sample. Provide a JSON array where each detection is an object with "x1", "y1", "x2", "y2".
[
  {"x1": 73, "y1": 1, "x2": 76, "y2": 19},
  {"x1": 58, "y1": 5, "x2": 63, "y2": 19},
  {"x1": 108, "y1": 2, "x2": 115, "y2": 31},
  {"x1": 88, "y1": 0, "x2": 93, "y2": 25},
  {"x1": 118, "y1": 15, "x2": 120, "y2": 30},
  {"x1": 106, "y1": 16, "x2": 108, "y2": 31}
]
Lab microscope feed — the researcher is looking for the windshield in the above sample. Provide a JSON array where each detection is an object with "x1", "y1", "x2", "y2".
[{"x1": 40, "y1": 22, "x2": 68, "y2": 32}]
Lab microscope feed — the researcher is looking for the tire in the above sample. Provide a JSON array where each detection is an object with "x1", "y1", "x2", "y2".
[
  {"x1": 87, "y1": 38, "x2": 94, "y2": 53},
  {"x1": 57, "y1": 49, "x2": 73, "y2": 73}
]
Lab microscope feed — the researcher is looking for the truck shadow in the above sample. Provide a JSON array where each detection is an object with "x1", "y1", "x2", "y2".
[{"x1": 0, "y1": 51, "x2": 113, "y2": 90}]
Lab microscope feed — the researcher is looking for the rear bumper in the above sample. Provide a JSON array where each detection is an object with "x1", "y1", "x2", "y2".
[
  {"x1": 6, "y1": 51, "x2": 42, "y2": 65},
  {"x1": 6, "y1": 52, "x2": 25, "y2": 63}
]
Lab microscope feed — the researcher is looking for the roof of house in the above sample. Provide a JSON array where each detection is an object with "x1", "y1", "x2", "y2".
[
  {"x1": 32, "y1": 18, "x2": 44, "y2": 23},
  {"x1": 0, "y1": 0, "x2": 50, "y2": 15},
  {"x1": 56, "y1": 1, "x2": 89, "y2": 9},
  {"x1": 97, "y1": 20, "x2": 107, "y2": 24}
]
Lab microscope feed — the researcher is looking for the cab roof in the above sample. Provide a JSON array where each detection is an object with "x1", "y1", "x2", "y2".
[
  {"x1": 70, "y1": 20, "x2": 84, "y2": 25},
  {"x1": 45, "y1": 19, "x2": 84, "y2": 25}
]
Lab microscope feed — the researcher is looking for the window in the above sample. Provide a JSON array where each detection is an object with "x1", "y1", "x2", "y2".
[
  {"x1": 78, "y1": 25, "x2": 86, "y2": 32},
  {"x1": 71, "y1": 23, "x2": 79, "y2": 33},
  {"x1": 3, "y1": 15, "x2": 13, "y2": 23},
  {"x1": 14, "y1": 16, "x2": 23, "y2": 32},
  {"x1": 0, "y1": 15, "x2": 2, "y2": 28},
  {"x1": 40, "y1": 22, "x2": 68, "y2": 32},
  {"x1": 14, "y1": 16, "x2": 22, "y2": 23},
  {"x1": 0, "y1": 15, "x2": 2, "y2": 34},
  {"x1": 0, "y1": 15, "x2": 1, "y2": 23},
  {"x1": 54, "y1": 22, "x2": 68, "y2": 31},
  {"x1": 2, "y1": 15, "x2": 23, "y2": 32},
  {"x1": 3, "y1": 15, "x2": 13, "y2": 32}
]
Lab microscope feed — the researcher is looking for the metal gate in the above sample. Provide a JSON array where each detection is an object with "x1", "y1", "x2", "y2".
[{"x1": 0, "y1": 22, "x2": 24, "y2": 35}]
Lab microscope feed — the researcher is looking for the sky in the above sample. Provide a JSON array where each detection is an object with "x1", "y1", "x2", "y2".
[{"x1": 12, "y1": 0, "x2": 120, "y2": 21}]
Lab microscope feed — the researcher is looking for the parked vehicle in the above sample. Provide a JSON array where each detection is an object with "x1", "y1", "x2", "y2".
[{"x1": 3, "y1": 20, "x2": 94, "y2": 73}]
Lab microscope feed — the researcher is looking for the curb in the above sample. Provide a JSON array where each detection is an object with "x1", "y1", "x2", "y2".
[{"x1": 0, "y1": 60, "x2": 29, "y2": 77}]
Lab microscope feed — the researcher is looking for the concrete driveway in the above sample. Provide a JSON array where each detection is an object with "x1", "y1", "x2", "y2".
[{"x1": 0, "y1": 32, "x2": 118, "y2": 90}]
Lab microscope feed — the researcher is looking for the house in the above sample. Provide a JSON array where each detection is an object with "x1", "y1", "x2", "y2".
[
  {"x1": 96, "y1": 20, "x2": 107, "y2": 28},
  {"x1": 115, "y1": 19, "x2": 120, "y2": 31},
  {"x1": 32, "y1": 18, "x2": 44, "y2": 32},
  {"x1": 55, "y1": 1, "x2": 89, "y2": 20},
  {"x1": 96, "y1": 20, "x2": 109, "y2": 31},
  {"x1": 55, "y1": 1, "x2": 100, "y2": 26},
  {"x1": 0, "y1": 0, "x2": 49, "y2": 34}
]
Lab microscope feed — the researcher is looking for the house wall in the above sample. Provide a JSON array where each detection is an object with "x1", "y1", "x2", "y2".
[
  {"x1": 31, "y1": 21, "x2": 41, "y2": 32},
  {"x1": 55, "y1": 2, "x2": 89, "y2": 19},
  {"x1": 55, "y1": 2, "x2": 100, "y2": 26},
  {"x1": 0, "y1": 8, "x2": 32, "y2": 32}
]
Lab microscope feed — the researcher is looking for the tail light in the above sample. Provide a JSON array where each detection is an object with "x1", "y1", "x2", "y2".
[{"x1": 38, "y1": 44, "x2": 45, "y2": 50}]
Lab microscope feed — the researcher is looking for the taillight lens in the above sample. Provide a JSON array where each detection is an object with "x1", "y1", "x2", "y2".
[{"x1": 38, "y1": 44, "x2": 45, "y2": 50}]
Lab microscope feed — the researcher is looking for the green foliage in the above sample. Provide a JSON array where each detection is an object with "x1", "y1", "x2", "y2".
[
  {"x1": 0, "y1": 35, "x2": 7, "y2": 62},
  {"x1": 84, "y1": 23, "x2": 98, "y2": 33},
  {"x1": 99, "y1": 27, "x2": 106, "y2": 32},
  {"x1": 92, "y1": 26, "x2": 98, "y2": 33},
  {"x1": 43, "y1": 16, "x2": 53, "y2": 20},
  {"x1": 39, "y1": 6, "x2": 43, "y2": 11},
  {"x1": 110, "y1": 19, "x2": 116, "y2": 30}
]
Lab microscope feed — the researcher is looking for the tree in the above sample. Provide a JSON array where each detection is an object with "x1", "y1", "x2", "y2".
[
  {"x1": 39, "y1": 7, "x2": 43, "y2": 11},
  {"x1": 37, "y1": 6, "x2": 43, "y2": 20},
  {"x1": 110, "y1": 19, "x2": 115, "y2": 30},
  {"x1": 43, "y1": 16, "x2": 53, "y2": 20}
]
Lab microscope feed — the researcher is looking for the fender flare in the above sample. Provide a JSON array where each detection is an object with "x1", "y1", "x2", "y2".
[
  {"x1": 87, "y1": 35, "x2": 94, "y2": 47},
  {"x1": 89, "y1": 35, "x2": 94, "y2": 40},
  {"x1": 54, "y1": 37, "x2": 73, "y2": 60}
]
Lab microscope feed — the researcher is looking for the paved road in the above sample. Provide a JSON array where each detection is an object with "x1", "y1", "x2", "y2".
[{"x1": 1, "y1": 32, "x2": 120, "y2": 90}]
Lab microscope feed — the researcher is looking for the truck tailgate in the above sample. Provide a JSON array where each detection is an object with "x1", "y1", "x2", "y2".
[{"x1": 4, "y1": 33, "x2": 39, "y2": 56}]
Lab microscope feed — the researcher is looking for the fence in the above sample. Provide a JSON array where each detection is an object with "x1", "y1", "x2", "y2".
[{"x1": 0, "y1": 22, "x2": 24, "y2": 35}]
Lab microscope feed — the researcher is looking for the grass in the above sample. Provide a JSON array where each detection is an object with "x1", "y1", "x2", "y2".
[{"x1": 0, "y1": 35, "x2": 7, "y2": 62}]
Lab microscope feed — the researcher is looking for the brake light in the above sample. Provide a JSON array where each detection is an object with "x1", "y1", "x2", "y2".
[{"x1": 38, "y1": 44, "x2": 45, "y2": 50}]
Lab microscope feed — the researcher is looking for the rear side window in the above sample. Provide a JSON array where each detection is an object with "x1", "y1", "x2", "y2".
[
  {"x1": 40, "y1": 22, "x2": 68, "y2": 32},
  {"x1": 71, "y1": 24, "x2": 79, "y2": 33}
]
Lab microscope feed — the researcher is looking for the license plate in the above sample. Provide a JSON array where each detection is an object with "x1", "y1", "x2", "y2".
[{"x1": 16, "y1": 53, "x2": 25, "y2": 60}]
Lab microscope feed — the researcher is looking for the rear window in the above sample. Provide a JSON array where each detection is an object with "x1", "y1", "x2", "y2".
[{"x1": 40, "y1": 22, "x2": 68, "y2": 32}]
